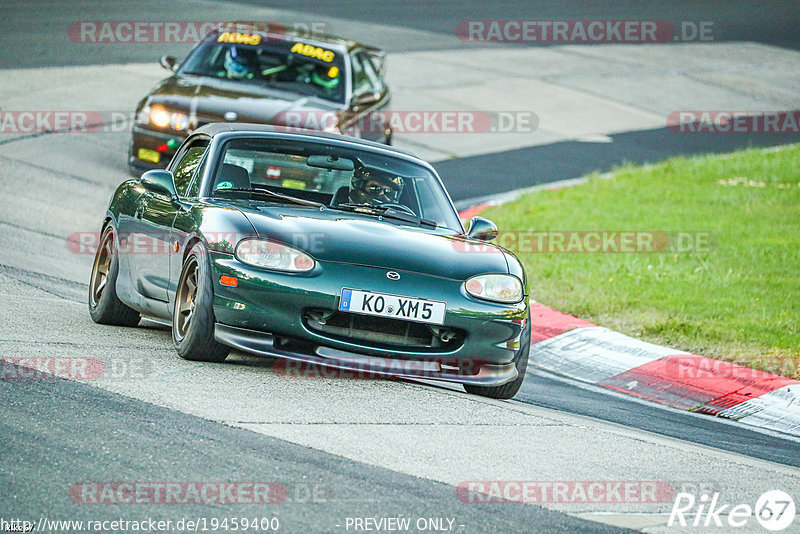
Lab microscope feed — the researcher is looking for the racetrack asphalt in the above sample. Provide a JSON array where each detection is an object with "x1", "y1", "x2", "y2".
[
  {"x1": 436, "y1": 126, "x2": 800, "y2": 205},
  {"x1": 2, "y1": 362, "x2": 629, "y2": 533},
  {"x1": 5, "y1": 0, "x2": 796, "y2": 69}
]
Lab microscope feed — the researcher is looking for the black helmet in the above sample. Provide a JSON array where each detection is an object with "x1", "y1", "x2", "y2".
[{"x1": 350, "y1": 165, "x2": 404, "y2": 205}]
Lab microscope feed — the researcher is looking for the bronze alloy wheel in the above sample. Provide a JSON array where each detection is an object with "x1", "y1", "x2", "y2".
[
  {"x1": 89, "y1": 229, "x2": 114, "y2": 308},
  {"x1": 174, "y1": 255, "x2": 199, "y2": 341},
  {"x1": 172, "y1": 247, "x2": 230, "y2": 362},
  {"x1": 88, "y1": 226, "x2": 140, "y2": 327}
]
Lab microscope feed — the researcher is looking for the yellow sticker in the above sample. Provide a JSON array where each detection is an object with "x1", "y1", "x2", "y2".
[
  {"x1": 218, "y1": 32, "x2": 262, "y2": 46},
  {"x1": 137, "y1": 148, "x2": 160, "y2": 164},
  {"x1": 290, "y1": 42, "x2": 335, "y2": 62},
  {"x1": 281, "y1": 179, "x2": 306, "y2": 190}
]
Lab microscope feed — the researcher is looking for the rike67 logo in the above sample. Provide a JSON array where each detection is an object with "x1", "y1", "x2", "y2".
[{"x1": 669, "y1": 490, "x2": 796, "y2": 531}]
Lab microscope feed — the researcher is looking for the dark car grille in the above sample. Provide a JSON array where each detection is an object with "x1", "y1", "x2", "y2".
[{"x1": 304, "y1": 309, "x2": 464, "y2": 351}]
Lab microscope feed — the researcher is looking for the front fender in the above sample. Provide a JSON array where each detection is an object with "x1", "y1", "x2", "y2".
[{"x1": 169, "y1": 203, "x2": 258, "y2": 303}]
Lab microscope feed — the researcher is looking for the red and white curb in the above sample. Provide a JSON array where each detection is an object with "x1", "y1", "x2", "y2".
[
  {"x1": 458, "y1": 201, "x2": 799, "y2": 438},
  {"x1": 528, "y1": 302, "x2": 800, "y2": 437}
]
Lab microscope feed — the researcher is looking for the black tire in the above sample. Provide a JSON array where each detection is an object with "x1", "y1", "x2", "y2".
[
  {"x1": 464, "y1": 319, "x2": 531, "y2": 400},
  {"x1": 88, "y1": 225, "x2": 141, "y2": 326},
  {"x1": 172, "y1": 244, "x2": 230, "y2": 363}
]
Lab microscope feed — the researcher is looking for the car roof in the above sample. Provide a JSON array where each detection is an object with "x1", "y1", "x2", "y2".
[
  {"x1": 213, "y1": 21, "x2": 383, "y2": 54},
  {"x1": 193, "y1": 122, "x2": 419, "y2": 159}
]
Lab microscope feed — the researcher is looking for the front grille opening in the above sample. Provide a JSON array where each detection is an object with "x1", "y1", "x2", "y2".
[{"x1": 304, "y1": 308, "x2": 464, "y2": 350}]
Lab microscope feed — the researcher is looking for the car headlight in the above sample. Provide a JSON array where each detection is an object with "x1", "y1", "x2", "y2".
[
  {"x1": 169, "y1": 111, "x2": 188, "y2": 131},
  {"x1": 464, "y1": 274, "x2": 523, "y2": 304},
  {"x1": 235, "y1": 238, "x2": 315, "y2": 272},
  {"x1": 138, "y1": 105, "x2": 189, "y2": 131}
]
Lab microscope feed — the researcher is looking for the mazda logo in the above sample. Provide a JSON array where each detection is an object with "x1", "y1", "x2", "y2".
[{"x1": 386, "y1": 271, "x2": 400, "y2": 280}]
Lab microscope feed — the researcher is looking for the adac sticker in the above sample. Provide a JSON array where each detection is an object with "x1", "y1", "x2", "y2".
[
  {"x1": 290, "y1": 42, "x2": 336, "y2": 62},
  {"x1": 218, "y1": 32, "x2": 262, "y2": 45}
]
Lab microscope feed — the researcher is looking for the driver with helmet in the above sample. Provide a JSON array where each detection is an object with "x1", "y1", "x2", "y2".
[
  {"x1": 223, "y1": 46, "x2": 258, "y2": 79},
  {"x1": 349, "y1": 165, "x2": 404, "y2": 206}
]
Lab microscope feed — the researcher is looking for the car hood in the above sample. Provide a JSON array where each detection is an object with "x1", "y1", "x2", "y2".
[
  {"x1": 146, "y1": 75, "x2": 341, "y2": 126},
  {"x1": 220, "y1": 200, "x2": 510, "y2": 280}
]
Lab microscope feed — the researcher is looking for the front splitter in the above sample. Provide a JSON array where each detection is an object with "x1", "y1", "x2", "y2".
[{"x1": 214, "y1": 323, "x2": 518, "y2": 386}]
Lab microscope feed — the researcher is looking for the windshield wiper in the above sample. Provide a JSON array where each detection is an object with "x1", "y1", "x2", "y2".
[
  {"x1": 213, "y1": 187, "x2": 324, "y2": 208},
  {"x1": 332, "y1": 203, "x2": 437, "y2": 228}
]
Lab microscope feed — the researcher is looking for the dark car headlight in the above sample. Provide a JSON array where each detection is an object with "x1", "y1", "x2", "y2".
[
  {"x1": 464, "y1": 274, "x2": 523, "y2": 304},
  {"x1": 235, "y1": 238, "x2": 315, "y2": 272}
]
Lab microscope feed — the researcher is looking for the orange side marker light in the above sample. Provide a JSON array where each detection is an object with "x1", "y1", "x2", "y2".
[{"x1": 220, "y1": 275, "x2": 238, "y2": 287}]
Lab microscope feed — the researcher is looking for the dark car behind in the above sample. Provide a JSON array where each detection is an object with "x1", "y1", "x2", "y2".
[{"x1": 129, "y1": 22, "x2": 392, "y2": 175}]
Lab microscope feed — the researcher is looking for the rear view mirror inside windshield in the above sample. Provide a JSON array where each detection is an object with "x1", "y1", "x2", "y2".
[{"x1": 306, "y1": 155, "x2": 355, "y2": 171}]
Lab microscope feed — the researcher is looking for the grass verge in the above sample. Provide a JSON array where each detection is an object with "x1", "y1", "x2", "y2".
[{"x1": 481, "y1": 144, "x2": 800, "y2": 378}]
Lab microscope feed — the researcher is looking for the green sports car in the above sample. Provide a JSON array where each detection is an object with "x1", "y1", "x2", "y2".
[{"x1": 90, "y1": 124, "x2": 530, "y2": 399}]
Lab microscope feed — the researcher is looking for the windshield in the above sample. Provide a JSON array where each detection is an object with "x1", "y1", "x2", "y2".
[
  {"x1": 208, "y1": 137, "x2": 462, "y2": 231},
  {"x1": 178, "y1": 32, "x2": 346, "y2": 103}
]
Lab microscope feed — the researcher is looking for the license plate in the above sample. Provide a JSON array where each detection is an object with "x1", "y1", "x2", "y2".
[
  {"x1": 339, "y1": 288, "x2": 446, "y2": 325},
  {"x1": 137, "y1": 148, "x2": 160, "y2": 163},
  {"x1": 281, "y1": 178, "x2": 306, "y2": 190}
]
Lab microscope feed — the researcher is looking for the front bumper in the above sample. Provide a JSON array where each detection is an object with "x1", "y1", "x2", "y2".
[
  {"x1": 210, "y1": 252, "x2": 528, "y2": 385},
  {"x1": 215, "y1": 323, "x2": 518, "y2": 385},
  {"x1": 129, "y1": 125, "x2": 186, "y2": 172}
]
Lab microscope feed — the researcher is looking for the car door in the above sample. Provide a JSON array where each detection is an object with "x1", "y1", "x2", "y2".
[
  {"x1": 344, "y1": 50, "x2": 390, "y2": 144},
  {"x1": 131, "y1": 138, "x2": 209, "y2": 302},
  {"x1": 168, "y1": 142, "x2": 210, "y2": 307}
]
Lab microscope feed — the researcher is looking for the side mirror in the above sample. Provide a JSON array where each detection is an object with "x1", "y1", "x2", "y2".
[
  {"x1": 159, "y1": 55, "x2": 177, "y2": 71},
  {"x1": 140, "y1": 169, "x2": 178, "y2": 200},
  {"x1": 352, "y1": 92, "x2": 379, "y2": 107},
  {"x1": 367, "y1": 51, "x2": 387, "y2": 77},
  {"x1": 466, "y1": 216, "x2": 498, "y2": 242}
]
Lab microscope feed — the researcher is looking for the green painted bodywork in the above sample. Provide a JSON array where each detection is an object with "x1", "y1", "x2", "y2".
[{"x1": 106, "y1": 127, "x2": 529, "y2": 370}]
